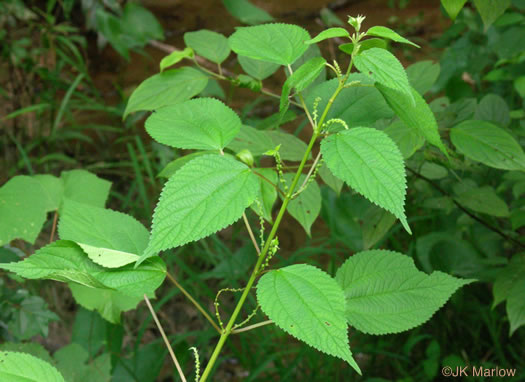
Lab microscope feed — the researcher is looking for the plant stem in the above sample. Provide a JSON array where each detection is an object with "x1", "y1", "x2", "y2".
[
  {"x1": 198, "y1": 76, "x2": 348, "y2": 382},
  {"x1": 143, "y1": 294, "x2": 187, "y2": 382},
  {"x1": 166, "y1": 272, "x2": 222, "y2": 333},
  {"x1": 231, "y1": 320, "x2": 274, "y2": 334},
  {"x1": 242, "y1": 212, "x2": 261, "y2": 255}
]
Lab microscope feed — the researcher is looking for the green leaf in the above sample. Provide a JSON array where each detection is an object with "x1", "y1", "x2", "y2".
[
  {"x1": 321, "y1": 128, "x2": 410, "y2": 233},
  {"x1": 142, "y1": 155, "x2": 259, "y2": 262},
  {"x1": 61, "y1": 170, "x2": 111, "y2": 209},
  {"x1": 159, "y1": 47, "x2": 194, "y2": 72},
  {"x1": 257, "y1": 264, "x2": 361, "y2": 374},
  {"x1": 0, "y1": 352, "x2": 65, "y2": 382},
  {"x1": 441, "y1": 0, "x2": 468, "y2": 20},
  {"x1": 515, "y1": 76, "x2": 525, "y2": 98},
  {"x1": 472, "y1": 0, "x2": 511, "y2": 28},
  {"x1": 58, "y1": 200, "x2": 149, "y2": 267},
  {"x1": 339, "y1": 38, "x2": 387, "y2": 55},
  {"x1": 157, "y1": 151, "x2": 218, "y2": 179},
  {"x1": 227, "y1": 125, "x2": 274, "y2": 156},
  {"x1": 306, "y1": 27, "x2": 349, "y2": 44},
  {"x1": 319, "y1": 163, "x2": 344, "y2": 195},
  {"x1": 145, "y1": 98, "x2": 241, "y2": 150},
  {"x1": 0, "y1": 176, "x2": 47, "y2": 246},
  {"x1": 33, "y1": 174, "x2": 64, "y2": 212},
  {"x1": 454, "y1": 186, "x2": 510, "y2": 217},
  {"x1": 507, "y1": 280, "x2": 525, "y2": 335},
  {"x1": 474, "y1": 94, "x2": 510, "y2": 127},
  {"x1": 229, "y1": 23, "x2": 310, "y2": 66},
  {"x1": 0, "y1": 343, "x2": 53, "y2": 365},
  {"x1": 54, "y1": 344, "x2": 111, "y2": 382},
  {"x1": 282, "y1": 174, "x2": 321, "y2": 236},
  {"x1": 354, "y1": 48, "x2": 414, "y2": 102},
  {"x1": 8, "y1": 295, "x2": 59, "y2": 340},
  {"x1": 122, "y1": 3, "x2": 164, "y2": 44},
  {"x1": 267, "y1": 130, "x2": 311, "y2": 161},
  {"x1": 251, "y1": 168, "x2": 278, "y2": 222},
  {"x1": 320, "y1": 8, "x2": 344, "y2": 26},
  {"x1": 336, "y1": 250, "x2": 472, "y2": 334},
  {"x1": 406, "y1": 60, "x2": 440, "y2": 95},
  {"x1": 365, "y1": 26, "x2": 419, "y2": 47},
  {"x1": 361, "y1": 206, "x2": 396, "y2": 250},
  {"x1": 450, "y1": 120, "x2": 525, "y2": 171},
  {"x1": 69, "y1": 284, "x2": 143, "y2": 324},
  {"x1": 124, "y1": 67, "x2": 208, "y2": 119},
  {"x1": 306, "y1": 74, "x2": 394, "y2": 130},
  {"x1": 238, "y1": 55, "x2": 279, "y2": 80},
  {"x1": 184, "y1": 30, "x2": 230, "y2": 64},
  {"x1": 493, "y1": 255, "x2": 525, "y2": 334},
  {"x1": 384, "y1": 120, "x2": 425, "y2": 159},
  {"x1": 377, "y1": 84, "x2": 448, "y2": 157},
  {"x1": 223, "y1": 0, "x2": 274, "y2": 25},
  {"x1": 280, "y1": 57, "x2": 326, "y2": 116},
  {"x1": 0, "y1": 241, "x2": 111, "y2": 289}
]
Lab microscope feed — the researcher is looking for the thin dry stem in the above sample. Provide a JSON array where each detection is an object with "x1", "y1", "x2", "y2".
[{"x1": 144, "y1": 294, "x2": 187, "y2": 382}]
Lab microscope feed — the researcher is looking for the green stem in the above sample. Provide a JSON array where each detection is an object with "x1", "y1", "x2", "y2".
[{"x1": 198, "y1": 76, "x2": 348, "y2": 382}]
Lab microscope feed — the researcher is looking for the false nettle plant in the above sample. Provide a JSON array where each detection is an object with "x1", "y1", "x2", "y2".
[{"x1": 0, "y1": 16, "x2": 483, "y2": 381}]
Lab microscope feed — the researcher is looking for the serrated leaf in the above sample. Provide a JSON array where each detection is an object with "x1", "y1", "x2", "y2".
[
  {"x1": 238, "y1": 55, "x2": 280, "y2": 80},
  {"x1": 184, "y1": 30, "x2": 230, "y2": 64},
  {"x1": 321, "y1": 127, "x2": 410, "y2": 233},
  {"x1": 474, "y1": 94, "x2": 510, "y2": 127},
  {"x1": 339, "y1": 38, "x2": 387, "y2": 55},
  {"x1": 59, "y1": 200, "x2": 149, "y2": 267},
  {"x1": 223, "y1": 0, "x2": 274, "y2": 25},
  {"x1": 473, "y1": 0, "x2": 511, "y2": 29},
  {"x1": 366, "y1": 26, "x2": 419, "y2": 47},
  {"x1": 455, "y1": 186, "x2": 510, "y2": 217},
  {"x1": 0, "y1": 343, "x2": 54, "y2": 365},
  {"x1": 406, "y1": 60, "x2": 440, "y2": 95},
  {"x1": 0, "y1": 241, "x2": 112, "y2": 289},
  {"x1": 450, "y1": 120, "x2": 525, "y2": 171},
  {"x1": 159, "y1": 47, "x2": 194, "y2": 72},
  {"x1": 0, "y1": 176, "x2": 47, "y2": 246},
  {"x1": 507, "y1": 281, "x2": 525, "y2": 335},
  {"x1": 257, "y1": 264, "x2": 361, "y2": 374},
  {"x1": 306, "y1": 74, "x2": 394, "y2": 130},
  {"x1": 306, "y1": 27, "x2": 349, "y2": 44},
  {"x1": 229, "y1": 23, "x2": 310, "y2": 65},
  {"x1": 142, "y1": 155, "x2": 259, "y2": 262},
  {"x1": 377, "y1": 84, "x2": 448, "y2": 157},
  {"x1": 441, "y1": 0, "x2": 468, "y2": 20},
  {"x1": 336, "y1": 250, "x2": 472, "y2": 334},
  {"x1": 251, "y1": 168, "x2": 278, "y2": 222},
  {"x1": 61, "y1": 170, "x2": 111, "y2": 210},
  {"x1": 319, "y1": 163, "x2": 344, "y2": 195},
  {"x1": 354, "y1": 48, "x2": 414, "y2": 105},
  {"x1": 384, "y1": 120, "x2": 425, "y2": 159},
  {"x1": 280, "y1": 57, "x2": 326, "y2": 116},
  {"x1": 145, "y1": 98, "x2": 241, "y2": 150},
  {"x1": 0, "y1": 352, "x2": 65, "y2": 382},
  {"x1": 124, "y1": 67, "x2": 208, "y2": 119},
  {"x1": 281, "y1": 174, "x2": 321, "y2": 236},
  {"x1": 33, "y1": 174, "x2": 64, "y2": 212}
]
